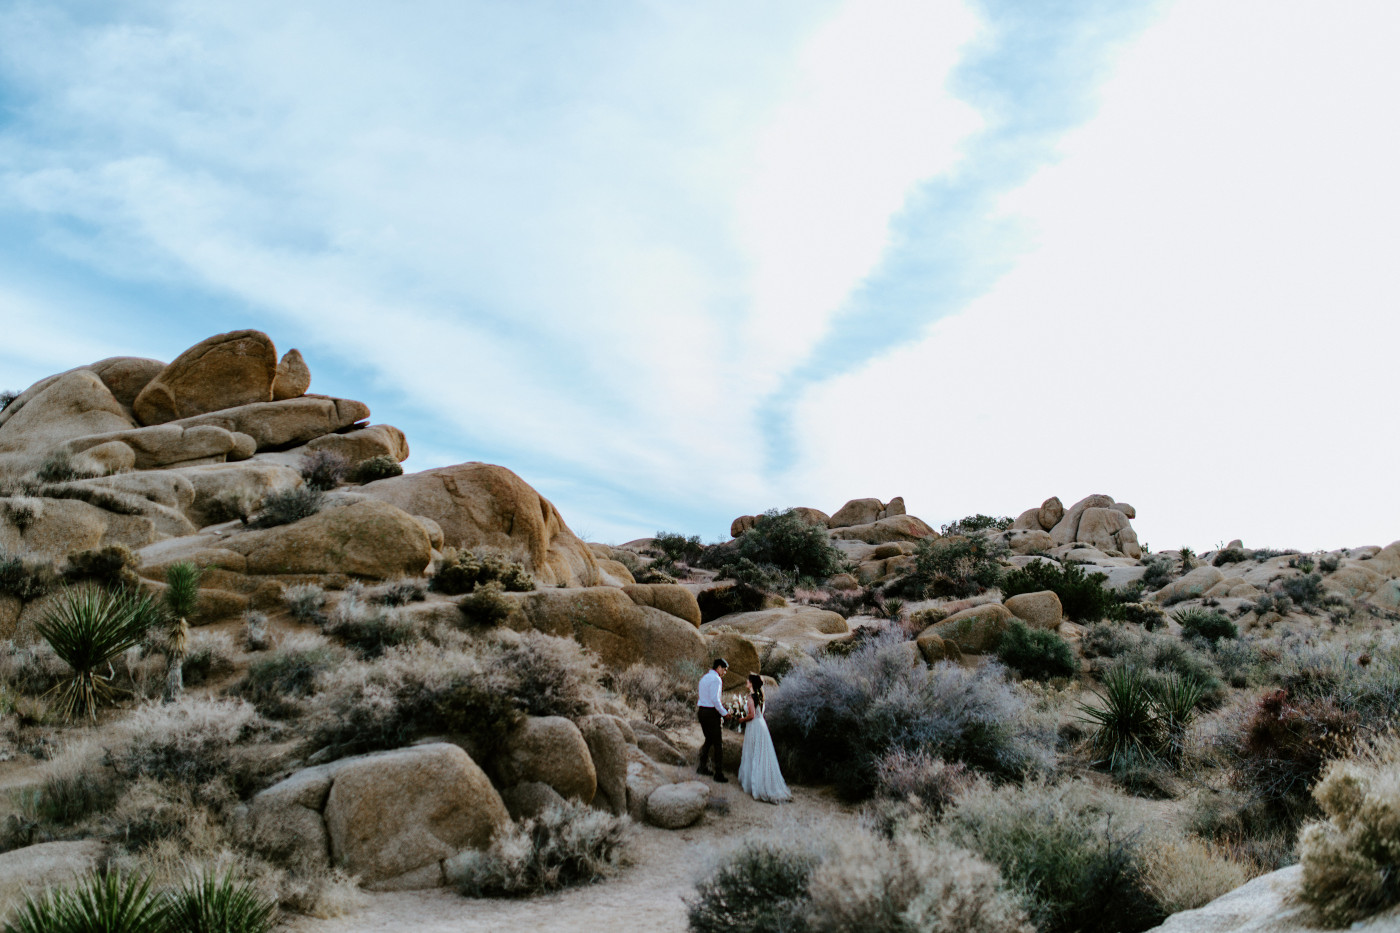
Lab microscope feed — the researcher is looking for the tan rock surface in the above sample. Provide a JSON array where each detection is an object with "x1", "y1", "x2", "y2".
[
  {"x1": 828, "y1": 514, "x2": 938, "y2": 544},
  {"x1": 0, "y1": 370, "x2": 133, "y2": 457},
  {"x1": 505, "y1": 587, "x2": 707, "y2": 670},
  {"x1": 170, "y1": 396, "x2": 371, "y2": 451},
  {"x1": 699, "y1": 606, "x2": 849, "y2": 652},
  {"x1": 645, "y1": 781, "x2": 708, "y2": 829},
  {"x1": 134, "y1": 329, "x2": 278, "y2": 425},
  {"x1": 1049, "y1": 494, "x2": 1117, "y2": 547},
  {"x1": 323, "y1": 744, "x2": 508, "y2": 887},
  {"x1": 828, "y1": 497, "x2": 884, "y2": 528},
  {"x1": 1004, "y1": 591, "x2": 1063, "y2": 630},
  {"x1": 494, "y1": 716, "x2": 597, "y2": 804},
  {"x1": 622, "y1": 584, "x2": 702, "y2": 627},
  {"x1": 224, "y1": 499, "x2": 432, "y2": 579},
  {"x1": 307, "y1": 424, "x2": 409, "y2": 465},
  {"x1": 362, "y1": 462, "x2": 599, "y2": 587},
  {"x1": 577, "y1": 715, "x2": 631, "y2": 816},
  {"x1": 925, "y1": 603, "x2": 1014, "y2": 654},
  {"x1": 705, "y1": 631, "x2": 761, "y2": 689},
  {"x1": 272, "y1": 348, "x2": 312, "y2": 400},
  {"x1": 1038, "y1": 496, "x2": 1065, "y2": 531}
]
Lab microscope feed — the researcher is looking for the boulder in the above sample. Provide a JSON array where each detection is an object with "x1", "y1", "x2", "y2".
[
  {"x1": 168, "y1": 396, "x2": 371, "y2": 451},
  {"x1": 1005, "y1": 529, "x2": 1054, "y2": 555},
  {"x1": 505, "y1": 587, "x2": 707, "y2": 671},
  {"x1": 1076, "y1": 507, "x2": 1143, "y2": 560},
  {"x1": 494, "y1": 716, "x2": 597, "y2": 804},
  {"x1": 272, "y1": 348, "x2": 311, "y2": 400},
  {"x1": 1113, "y1": 502, "x2": 1136, "y2": 520},
  {"x1": 65, "y1": 422, "x2": 249, "y2": 469},
  {"x1": 596, "y1": 559, "x2": 636, "y2": 585},
  {"x1": 223, "y1": 499, "x2": 432, "y2": 579},
  {"x1": 361, "y1": 462, "x2": 599, "y2": 587},
  {"x1": 244, "y1": 763, "x2": 335, "y2": 872},
  {"x1": 87, "y1": 356, "x2": 165, "y2": 408},
  {"x1": 924, "y1": 603, "x2": 1014, "y2": 654},
  {"x1": 790, "y1": 507, "x2": 832, "y2": 526},
  {"x1": 1152, "y1": 566, "x2": 1225, "y2": 604},
  {"x1": 81, "y1": 440, "x2": 136, "y2": 474},
  {"x1": 645, "y1": 781, "x2": 709, "y2": 829},
  {"x1": 499, "y1": 782, "x2": 567, "y2": 820},
  {"x1": 828, "y1": 498, "x2": 885, "y2": 529},
  {"x1": 577, "y1": 714, "x2": 630, "y2": 816},
  {"x1": 306, "y1": 424, "x2": 410, "y2": 465},
  {"x1": 827, "y1": 572, "x2": 859, "y2": 590},
  {"x1": 700, "y1": 606, "x2": 849, "y2": 653},
  {"x1": 1142, "y1": 865, "x2": 1324, "y2": 933},
  {"x1": 1048, "y1": 494, "x2": 1117, "y2": 547},
  {"x1": 622, "y1": 584, "x2": 702, "y2": 627},
  {"x1": 1038, "y1": 496, "x2": 1065, "y2": 531},
  {"x1": 0, "y1": 840, "x2": 107, "y2": 904},
  {"x1": 1010, "y1": 508, "x2": 1043, "y2": 531},
  {"x1": 0, "y1": 497, "x2": 157, "y2": 561},
  {"x1": 0, "y1": 370, "x2": 133, "y2": 457},
  {"x1": 730, "y1": 515, "x2": 756, "y2": 538},
  {"x1": 915, "y1": 631, "x2": 962, "y2": 664},
  {"x1": 636, "y1": 731, "x2": 688, "y2": 766},
  {"x1": 323, "y1": 743, "x2": 508, "y2": 888},
  {"x1": 705, "y1": 631, "x2": 761, "y2": 689},
  {"x1": 828, "y1": 514, "x2": 938, "y2": 544},
  {"x1": 133, "y1": 330, "x2": 278, "y2": 425},
  {"x1": 1004, "y1": 591, "x2": 1063, "y2": 630},
  {"x1": 170, "y1": 461, "x2": 304, "y2": 528},
  {"x1": 625, "y1": 745, "x2": 671, "y2": 822}
]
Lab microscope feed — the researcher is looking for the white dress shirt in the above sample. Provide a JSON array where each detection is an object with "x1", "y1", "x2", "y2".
[{"x1": 697, "y1": 669, "x2": 727, "y2": 715}]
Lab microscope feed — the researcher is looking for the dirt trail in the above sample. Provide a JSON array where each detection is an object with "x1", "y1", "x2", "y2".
[{"x1": 283, "y1": 784, "x2": 853, "y2": 933}]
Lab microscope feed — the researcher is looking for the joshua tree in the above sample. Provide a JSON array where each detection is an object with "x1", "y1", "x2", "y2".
[{"x1": 162, "y1": 562, "x2": 201, "y2": 702}]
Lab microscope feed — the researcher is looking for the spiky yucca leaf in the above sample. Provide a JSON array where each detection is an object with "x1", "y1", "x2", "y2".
[
  {"x1": 1079, "y1": 666, "x2": 1162, "y2": 771},
  {"x1": 2, "y1": 870, "x2": 166, "y2": 933},
  {"x1": 37, "y1": 587, "x2": 160, "y2": 721},
  {"x1": 1153, "y1": 674, "x2": 1206, "y2": 763},
  {"x1": 164, "y1": 871, "x2": 277, "y2": 933},
  {"x1": 164, "y1": 561, "x2": 202, "y2": 624}
]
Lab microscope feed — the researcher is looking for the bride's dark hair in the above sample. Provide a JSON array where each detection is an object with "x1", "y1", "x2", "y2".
[{"x1": 747, "y1": 673, "x2": 764, "y2": 708}]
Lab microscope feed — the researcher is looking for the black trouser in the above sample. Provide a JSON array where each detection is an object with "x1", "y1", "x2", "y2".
[{"x1": 697, "y1": 706, "x2": 724, "y2": 776}]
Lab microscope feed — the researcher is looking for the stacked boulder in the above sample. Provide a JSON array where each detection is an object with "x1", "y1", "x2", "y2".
[{"x1": 1006, "y1": 494, "x2": 1142, "y2": 559}]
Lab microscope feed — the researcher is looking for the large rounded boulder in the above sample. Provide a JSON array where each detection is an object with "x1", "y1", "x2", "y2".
[
  {"x1": 134, "y1": 330, "x2": 279, "y2": 425},
  {"x1": 493, "y1": 715, "x2": 598, "y2": 804},
  {"x1": 223, "y1": 499, "x2": 432, "y2": 578}
]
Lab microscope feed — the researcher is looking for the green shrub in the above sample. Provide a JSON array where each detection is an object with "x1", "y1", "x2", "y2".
[
  {"x1": 1118, "y1": 602, "x2": 1166, "y2": 630},
  {"x1": 299, "y1": 450, "x2": 348, "y2": 491},
  {"x1": 38, "y1": 586, "x2": 161, "y2": 721},
  {"x1": 1318, "y1": 554, "x2": 1342, "y2": 574},
  {"x1": 1172, "y1": 607, "x2": 1237, "y2": 644},
  {"x1": 725, "y1": 509, "x2": 843, "y2": 582},
  {"x1": 1140, "y1": 559, "x2": 1176, "y2": 590},
  {"x1": 1178, "y1": 547, "x2": 1196, "y2": 572},
  {"x1": 766, "y1": 634, "x2": 1053, "y2": 799},
  {"x1": 718, "y1": 557, "x2": 797, "y2": 594},
  {"x1": 163, "y1": 871, "x2": 277, "y2": 933},
  {"x1": 890, "y1": 536, "x2": 1006, "y2": 600},
  {"x1": 1001, "y1": 561, "x2": 1117, "y2": 623},
  {"x1": 234, "y1": 639, "x2": 343, "y2": 718},
  {"x1": 654, "y1": 532, "x2": 705, "y2": 564},
  {"x1": 1298, "y1": 736, "x2": 1400, "y2": 925},
  {"x1": 374, "y1": 577, "x2": 426, "y2": 606},
  {"x1": 1079, "y1": 667, "x2": 1204, "y2": 771},
  {"x1": 688, "y1": 835, "x2": 821, "y2": 933},
  {"x1": 350, "y1": 455, "x2": 403, "y2": 484},
  {"x1": 1212, "y1": 548, "x2": 1248, "y2": 566},
  {"x1": 3, "y1": 870, "x2": 166, "y2": 933},
  {"x1": 942, "y1": 778, "x2": 1165, "y2": 933},
  {"x1": 62, "y1": 545, "x2": 140, "y2": 590},
  {"x1": 697, "y1": 582, "x2": 771, "y2": 622},
  {"x1": 252, "y1": 487, "x2": 323, "y2": 528},
  {"x1": 1098, "y1": 629, "x2": 1226, "y2": 710},
  {"x1": 0, "y1": 389, "x2": 16, "y2": 410},
  {"x1": 940, "y1": 514, "x2": 1013, "y2": 535},
  {"x1": 0, "y1": 549, "x2": 57, "y2": 601},
  {"x1": 454, "y1": 801, "x2": 631, "y2": 897},
  {"x1": 457, "y1": 581, "x2": 513, "y2": 627},
  {"x1": 430, "y1": 547, "x2": 535, "y2": 595},
  {"x1": 35, "y1": 450, "x2": 100, "y2": 484},
  {"x1": 996, "y1": 621, "x2": 1077, "y2": 682},
  {"x1": 1279, "y1": 573, "x2": 1324, "y2": 610}
]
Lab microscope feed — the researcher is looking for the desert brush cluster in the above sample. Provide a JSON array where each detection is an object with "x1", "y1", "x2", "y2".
[{"x1": 0, "y1": 331, "x2": 1397, "y2": 932}]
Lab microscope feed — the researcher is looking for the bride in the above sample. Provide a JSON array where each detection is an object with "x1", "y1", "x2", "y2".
[{"x1": 736, "y1": 673, "x2": 791, "y2": 803}]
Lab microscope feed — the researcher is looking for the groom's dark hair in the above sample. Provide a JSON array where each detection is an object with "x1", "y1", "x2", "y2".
[{"x1": 711, "y1": 658, "x2": 728, "y2": 670}]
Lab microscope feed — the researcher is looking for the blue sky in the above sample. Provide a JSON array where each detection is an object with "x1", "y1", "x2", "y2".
[{"x1": 2, "y1": 0, "x2": 1398, "y2": 550}]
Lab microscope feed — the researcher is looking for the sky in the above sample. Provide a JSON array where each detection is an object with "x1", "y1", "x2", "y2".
[{"x1": 1, "y1": 0, "x2": 1397, "y2": 551}]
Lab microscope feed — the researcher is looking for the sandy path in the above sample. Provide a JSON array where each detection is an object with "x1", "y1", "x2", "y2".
[{"x1": 283, "y1": 784, "x2": 852, "y2": 933}]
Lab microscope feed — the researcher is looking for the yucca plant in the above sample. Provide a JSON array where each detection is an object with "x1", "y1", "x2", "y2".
[
  {"x1": 1153, "y1": 673, "x2": 1206, "y2": 764},
  {"x1": 163, "y1": 871, "x2": 278, "y2": 933},
  {"x1": 162, "y1": 561, "x2": 202, "y2": 702},
  {"x1": 3, "y1": 870, "x2": 166, "y2": 933},
  {"x1": 1079, "y1": 666, "x2": 1162, "y2": 771},
  {"x1": 37, "y1": 587, "x2": 160, "y2": 721}
]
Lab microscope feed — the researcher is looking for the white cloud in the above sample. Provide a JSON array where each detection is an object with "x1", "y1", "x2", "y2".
[{"x1": 785, "y1": 0, "x2": 1400, "y2": 550}]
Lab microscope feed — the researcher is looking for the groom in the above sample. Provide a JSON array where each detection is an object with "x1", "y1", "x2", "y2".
[{"x1": 696, "y1": 657, "x2": 729, "y2": 783}]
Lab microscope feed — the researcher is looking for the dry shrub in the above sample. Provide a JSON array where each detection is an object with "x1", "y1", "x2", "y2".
[
  {"x1": 1140, "y1": 837, "x2": 1255, "y2": 915},
  {"x1": 430, "y1": 546, "x2": 535, "y2": 595},
  {"x1": 234, "y1": 633, "x2": 345, "y2": 719},
  {"x1": 688, "y1": 832, "x2": 823, "y2": 933},
  {"x1": 321, "y1": 592, "x2": 417, "y2": 657},
  {"x1": 453, "y1": 801, "x2": 631, "y2": 897},
  {"x1": 941, "y1": 777, "x2": 1164, "y2": 933},
  {"x1": 1233, "y1": 688, "x2": 1358, "y2": 820},
  {"x1": 182, "y1": 630, "x2": 235, "y2": 686},
  {"x1": 874, "y1": 750, "x2": 972, "y2": 817},
  {"x1": 806, "y1": 831, "x2": 1031, "y2": 933},
  {"x1": 107, "y1": 697, "x2": 278, "y2": 795},
  {"x1": 612, "y1": 662, "x2": 696, "y2": 729},
  {"x1": 30, "y1": 737, "x2": 118, "y2": 826},
  {"x1": 282, "y1": 584, "x2": 327, "y2": 623},
  {"x1": 305, "y1": 630, "x2": 602, "y2": 759},
  {"x1": 1298, "y1": 735, "x2": 1400, "y2": 925}
]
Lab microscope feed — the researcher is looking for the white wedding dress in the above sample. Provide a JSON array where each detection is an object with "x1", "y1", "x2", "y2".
[{"x1": 737, "y1": 699, "x2": 791, "y2": 803}]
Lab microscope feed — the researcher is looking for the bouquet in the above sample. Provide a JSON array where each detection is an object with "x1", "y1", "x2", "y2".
[{"x1": 723, "y1": 693, "x2": 747, "y2": 732}]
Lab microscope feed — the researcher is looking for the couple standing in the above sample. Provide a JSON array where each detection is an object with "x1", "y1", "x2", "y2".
[{"x1": 696, "y1": 658, "x2": 791, "y2": 803}]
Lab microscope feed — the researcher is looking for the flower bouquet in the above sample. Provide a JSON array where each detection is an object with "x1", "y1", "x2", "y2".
[{"x1": 723, "y1": 693, "x2": 747, "y2": 733}]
